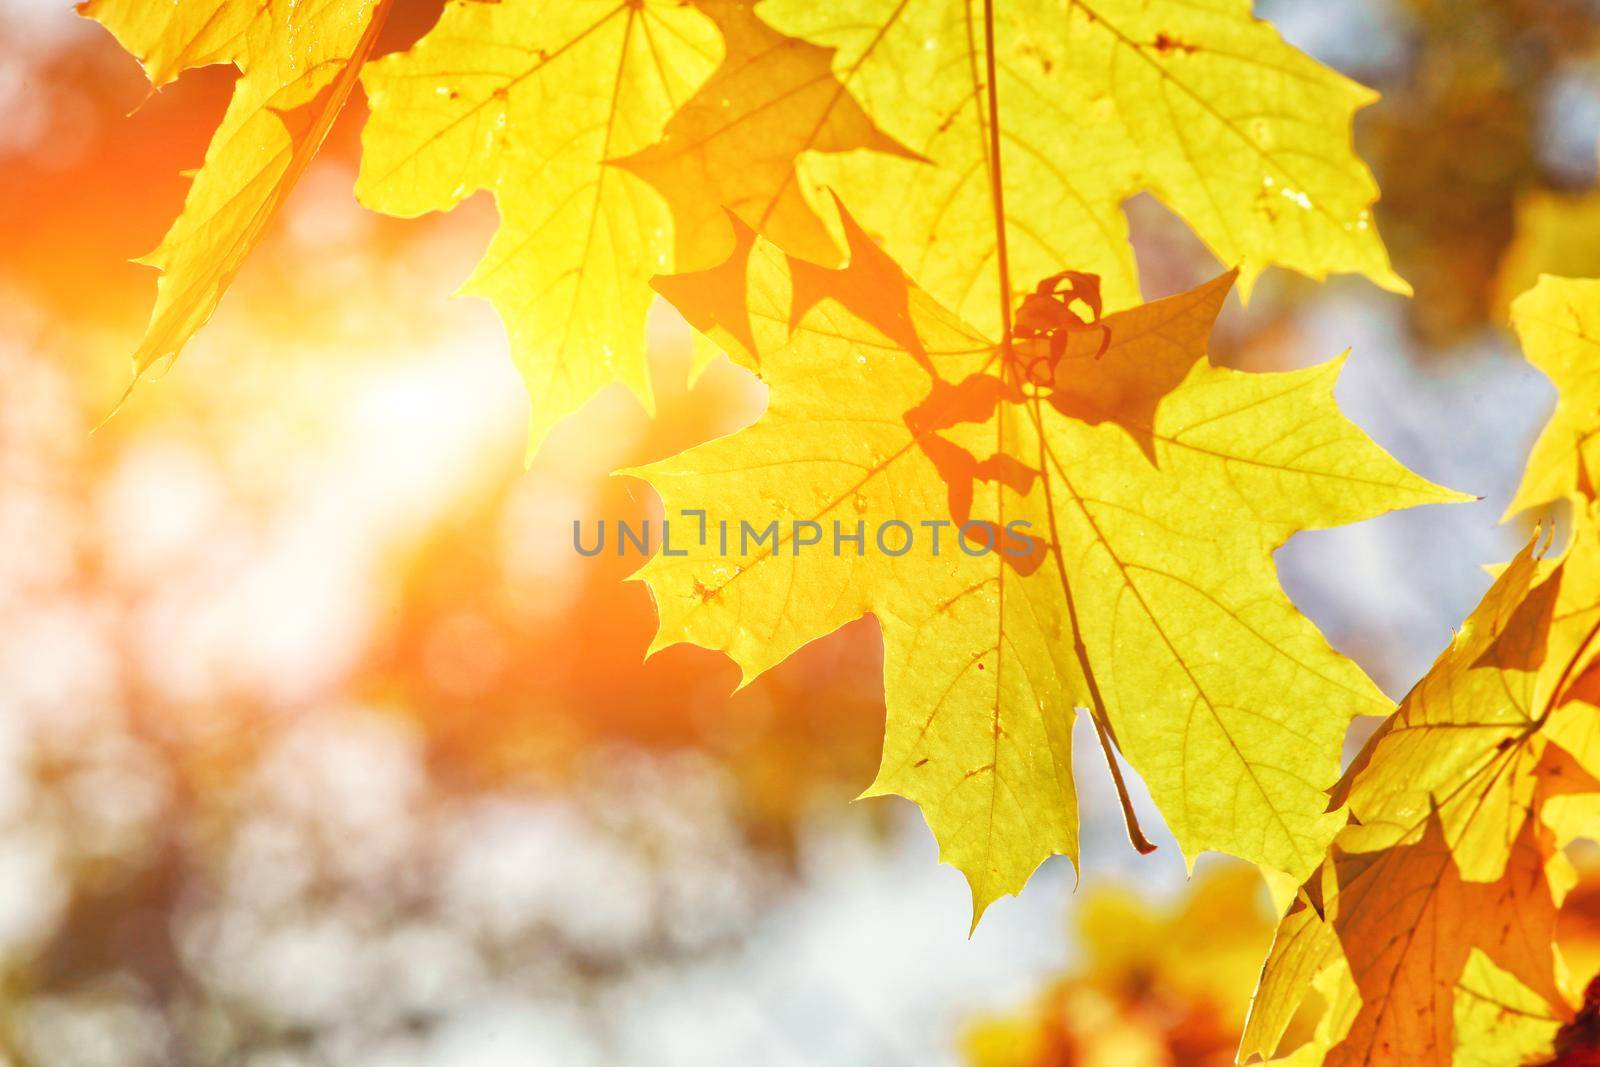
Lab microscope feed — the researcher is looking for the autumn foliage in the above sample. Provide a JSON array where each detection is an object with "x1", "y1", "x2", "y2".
[{"x1": 71, "y1": 0, "x2": 1600, "y2": 1063}]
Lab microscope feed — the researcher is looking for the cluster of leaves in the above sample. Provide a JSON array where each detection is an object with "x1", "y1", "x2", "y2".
[
  {"x1": 90, "y1": 0, "x2": 1406, "y2": 446},
  {"x1": 1242, "y1": 280, "x2": 1600, "y2": 1065},
  {"x1": 84, "y1": 0, "x2": 1600, "y2": 1063},
  {"x1": 92, "y1": 0, "x2": 1436, "y2": 896}
]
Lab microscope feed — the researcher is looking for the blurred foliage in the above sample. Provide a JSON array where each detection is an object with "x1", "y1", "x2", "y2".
[
  {"x1": 961, "y1": 865, "x2": 1289, "y2": 1067},
  {"x1": 1361, "y1": 0, "x2": 1600, "y2": 344},
  {"x1": 1496, "y1": 180, "x2": 1600, "y2": 315},
  {"x1": 359, "y1": 446, "x2": 890, "y2": 856}
]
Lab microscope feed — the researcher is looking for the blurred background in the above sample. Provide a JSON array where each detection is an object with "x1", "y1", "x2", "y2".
[{"x1": 3, "y1": 0, "x2": 1600, "y2": 1063}]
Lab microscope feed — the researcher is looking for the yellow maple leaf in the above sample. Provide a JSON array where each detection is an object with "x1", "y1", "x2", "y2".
[
  {"x1": 354, "y1": 0, "x2": 723, "y2": 456},
  {"x1": 629, "y1": 216, "x2": 1460, "y2": 920},
  {"x1": 1507, "y1": 276, "x2": 1600, "y2": 521},
  {"x1": 81, "y1": 0, "x2": 389, "y2": 382},
  {"x1": 755, "y1": 0, "x2": 1408, "y2": 335}
]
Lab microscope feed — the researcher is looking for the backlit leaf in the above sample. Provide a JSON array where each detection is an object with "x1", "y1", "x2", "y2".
[
  {"x1": 1507, "y1": 276, "x2": 1600, "y2": 520},
  {"x1": 632, "y1": 217, "x2": 1458, "y2": 919},
  {"x1": 1248, "y1": 492, "x2": 1600, "y2": 1064},
  {"x1": 355, "y1": 0, "x2": 721, "y2": 454},
  {"x1": 81, "y1": 0, "x2": 388, "y2": 381},
  {"x1": 755, "y1": 0, "x2": 1408, "y2": 334}
]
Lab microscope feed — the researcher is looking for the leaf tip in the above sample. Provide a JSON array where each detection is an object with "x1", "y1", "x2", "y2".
[
  {"x1": 1372, "y1": 260, "x2": 1414, "y2": 298},
  {"x1": 90, "y1": 373, "x2": 141, "y2": 437},
  {"x1": 966, "y1": 885, "x2": 994, "y2": 938},
  {"x1": 641, "y1": 629, "x2": 674, "y2": 664},
  {"x1": 729, "y1": 665, "x2": 761, "y2": 695}
]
